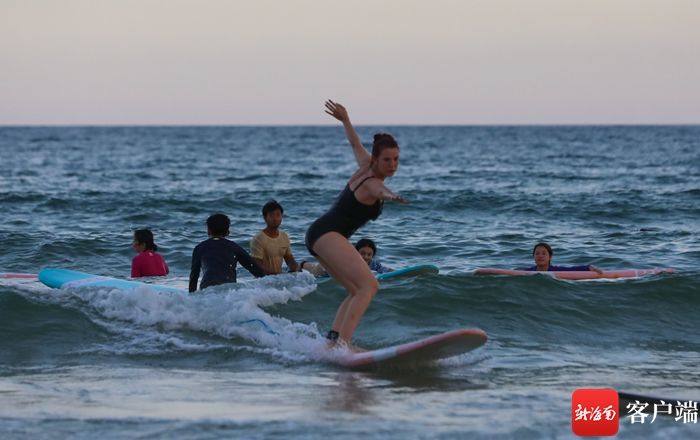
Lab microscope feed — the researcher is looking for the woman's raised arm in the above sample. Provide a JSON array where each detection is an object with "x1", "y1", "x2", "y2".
[{"x1": 325, "y1": 100, "x2": 371, "y2": 168}]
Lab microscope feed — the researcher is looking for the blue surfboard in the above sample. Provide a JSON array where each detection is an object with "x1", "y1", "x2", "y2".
[
  {"x1": 375, "y1": 264, "x2": 439, "y2": 281},
  {"x1": 316, "y1": 264, "x2": 439, "y2": 283},
  {"x1": 38, "y1": 268, "x2": 284, "y2": 335},
  {"x1": 39, "y1": 268, "x2": 184, "y2": 294}
]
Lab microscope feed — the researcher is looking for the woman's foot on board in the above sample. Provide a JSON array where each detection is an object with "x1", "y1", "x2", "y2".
[{"x1": 325, "y1": 330, "x2": 366, "y2": 352}]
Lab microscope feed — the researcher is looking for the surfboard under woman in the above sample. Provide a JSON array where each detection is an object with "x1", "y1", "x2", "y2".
[{"x1": 305, "y1": 100, "x2": 407, "y2": 349}]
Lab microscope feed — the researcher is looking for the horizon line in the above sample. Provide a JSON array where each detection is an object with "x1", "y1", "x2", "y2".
[{"x1": 1, "y1": 122, "x2": 699, "y2": 128}]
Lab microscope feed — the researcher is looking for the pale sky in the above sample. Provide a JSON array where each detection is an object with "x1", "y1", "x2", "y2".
[{"x1": 1, "y1": 0, "x2": 698, "y2": 125}]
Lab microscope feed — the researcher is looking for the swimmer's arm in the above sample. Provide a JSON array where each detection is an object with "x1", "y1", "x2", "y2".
[
  {"x1": 325, "y1": 100, "x2": 370, "y2": 167},
  {"x1": 375, "y1": 261, "x2": 393, "y2": 273},
  {"x1": 283, "y1": 253, "x2": 301, "y2": 272},
  {"x1": 302, "y1": 261, "x2": 327, "y2": 277},
  {"x1": 188, "y1": 247, "x2": 201, "y2": 293},
  {"x1": 368, "y1": 180, "x2": 409, "y2": 203},
  {"x1": 237, "y1": 248, "x2": 266, "y2": 278},
  {"x1": 131, "y1": 258, "x2": 141, "y2": 278},
  {"x1": 253, "y1": 257, "x2": 275, "y2": 275},
  {"x1": 589, "y1": 265, "x2": 604, "y2": 274}
]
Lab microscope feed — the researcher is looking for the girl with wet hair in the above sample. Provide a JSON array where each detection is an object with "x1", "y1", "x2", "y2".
[
  {"x1": 517, "y1": 242, "x2": 602, "y2": 273},
  {"x1": 355, "y1": 238, "x2": 393, "y2": 274},
  {"x1": 131, "y1": 229, "x2": 169, "y2": 277}
]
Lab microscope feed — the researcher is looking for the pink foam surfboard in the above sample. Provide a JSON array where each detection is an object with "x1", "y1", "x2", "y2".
[
  {"x1": 335, "y1": 328, "x2": 487, "y2": 369},
  {"x1": 0, "y1": 273, "x2": 38, "y2": 279},
  {"x1": 473, "y1": 268, "x2": 673, "y2": 280}
]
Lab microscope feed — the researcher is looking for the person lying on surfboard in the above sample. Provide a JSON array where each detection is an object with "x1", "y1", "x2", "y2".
[
  {"x1": 516, "y1": 242, "x2": 603, "y2": 273},
  {"x1": 355, "y1": 238, "x2": 393, "y2": 274},
  {"x1": 305, "y1": 100, "x2": 407, "y2": 348}
]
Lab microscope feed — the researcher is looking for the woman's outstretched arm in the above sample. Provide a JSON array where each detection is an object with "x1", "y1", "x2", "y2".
[
  {"x1": 325, "y1": 100, "x2": 371, "y2": 168},
  {"x1": 364, "y1": 179, "x2": 409, "y2": 204}
]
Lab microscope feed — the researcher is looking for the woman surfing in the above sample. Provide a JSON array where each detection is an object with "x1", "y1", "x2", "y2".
[{"x1": 305, "y1": 100, "x2": 407, "y2": 348}]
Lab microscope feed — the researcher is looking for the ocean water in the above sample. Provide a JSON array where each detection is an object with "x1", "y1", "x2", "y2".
[{"x1": 1, "y1": 125, "x2": 699, "y2": 439}]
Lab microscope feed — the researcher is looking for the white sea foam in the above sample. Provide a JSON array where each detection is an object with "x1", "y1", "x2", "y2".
[{"x1": 11, "y1": 272, "x2": 336, "y2": 362}]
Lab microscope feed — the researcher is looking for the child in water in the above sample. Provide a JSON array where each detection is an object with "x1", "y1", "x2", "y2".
[
  {"x1": 131, "y1": 229, "x2": 169, "y2": 277},
  {"x1": 517, "y1": 242, "x2": 603, "y2": 273},
  {"x1": 189, "y1": 213, "x2": 266, "y2": 292},
  {"x1": 250, "y1": 200, "x2": 304, "y2": 274},
  {"x1": 355, "y1": 238, "x2": 393, "y2": 274},
  {"x1": 250, "y1": 199, "x2": 328, "y2": 277}
]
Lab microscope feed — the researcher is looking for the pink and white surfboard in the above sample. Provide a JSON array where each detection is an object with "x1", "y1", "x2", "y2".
[
  {"x1": 473, "y1": 268, "x2": 673, "y2": 280},
  {"x1": 335, "y1": 328, "x2": 487, "y2": 369},
  {"x1": 0, "y1": 273, "x2": 38, "y2": 279}
]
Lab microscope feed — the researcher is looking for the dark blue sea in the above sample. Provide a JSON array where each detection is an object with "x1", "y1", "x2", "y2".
[{"x1": 1, "y1": 126, "x2": 699, "y2": 439}]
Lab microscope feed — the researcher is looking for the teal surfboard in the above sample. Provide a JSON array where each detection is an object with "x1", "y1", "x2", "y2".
[
  {"x1": 38, "y1": 268, "x2": 282, "y2": 335},
  {"x1": 39, "y1": 268, "x2": 184, "y2": 294},
  {"x1": 376, "y1": 264, "x2": 439, "y2": 280}
]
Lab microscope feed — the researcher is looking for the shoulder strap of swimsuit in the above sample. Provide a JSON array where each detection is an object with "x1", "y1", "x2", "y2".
[{"x1": 351, "y1": 175, "x2": 376, "y2": 192}]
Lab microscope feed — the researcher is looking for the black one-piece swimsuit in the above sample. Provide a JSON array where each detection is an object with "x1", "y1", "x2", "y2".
[{"x1": 305, "y1": 176, "x2": 383, "y2": 256}]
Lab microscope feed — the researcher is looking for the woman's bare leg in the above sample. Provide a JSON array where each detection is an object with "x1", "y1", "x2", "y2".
[{"x1": 313, "y1": 233, "x2": 379, "y2": 343}]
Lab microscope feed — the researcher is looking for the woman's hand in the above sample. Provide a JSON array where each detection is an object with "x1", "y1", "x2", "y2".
[
  {"x1": 373, "y1": 183, "x2": 409, "y2": 204},
  {"x1": 589, "y1": 265, "x2": 604, "y2": 274},
  {"x1": 390, "y1": 194, "x2": 409, "y2": 204},
  {"x1": 325, "y1": 100, "x2": 349, "y2": 123},
  {"x1": 326, "y1": 99, "x2": 370, "y2": 167}
]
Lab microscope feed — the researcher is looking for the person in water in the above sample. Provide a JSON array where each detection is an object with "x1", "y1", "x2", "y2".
[
  {"x1": 249, "y1": 199, "x2": 326, "y2": 276},
  {"x1": 517, "y1": 242, "x2": 603, "y2": 273},
  {"x1": 131, "y1": 229, "x2": 169, "y2": 277},
  {"x1": 355, "y1": 238, "x2": 393, "y2": 274},
  {"x1": 305, "y1": 100, "x2": 407, "y2": 347},
  {"x1": 250, "y1": 199, "x2": 304, "y2": 274},
  {"x1": 189, "y1": 213, "x2": 266, "y2": 292}
]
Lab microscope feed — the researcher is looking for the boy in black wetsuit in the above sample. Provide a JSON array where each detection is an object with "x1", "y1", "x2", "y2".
[{"x1": 189, "y1": 213, "x2": 266, "y2": 292}]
